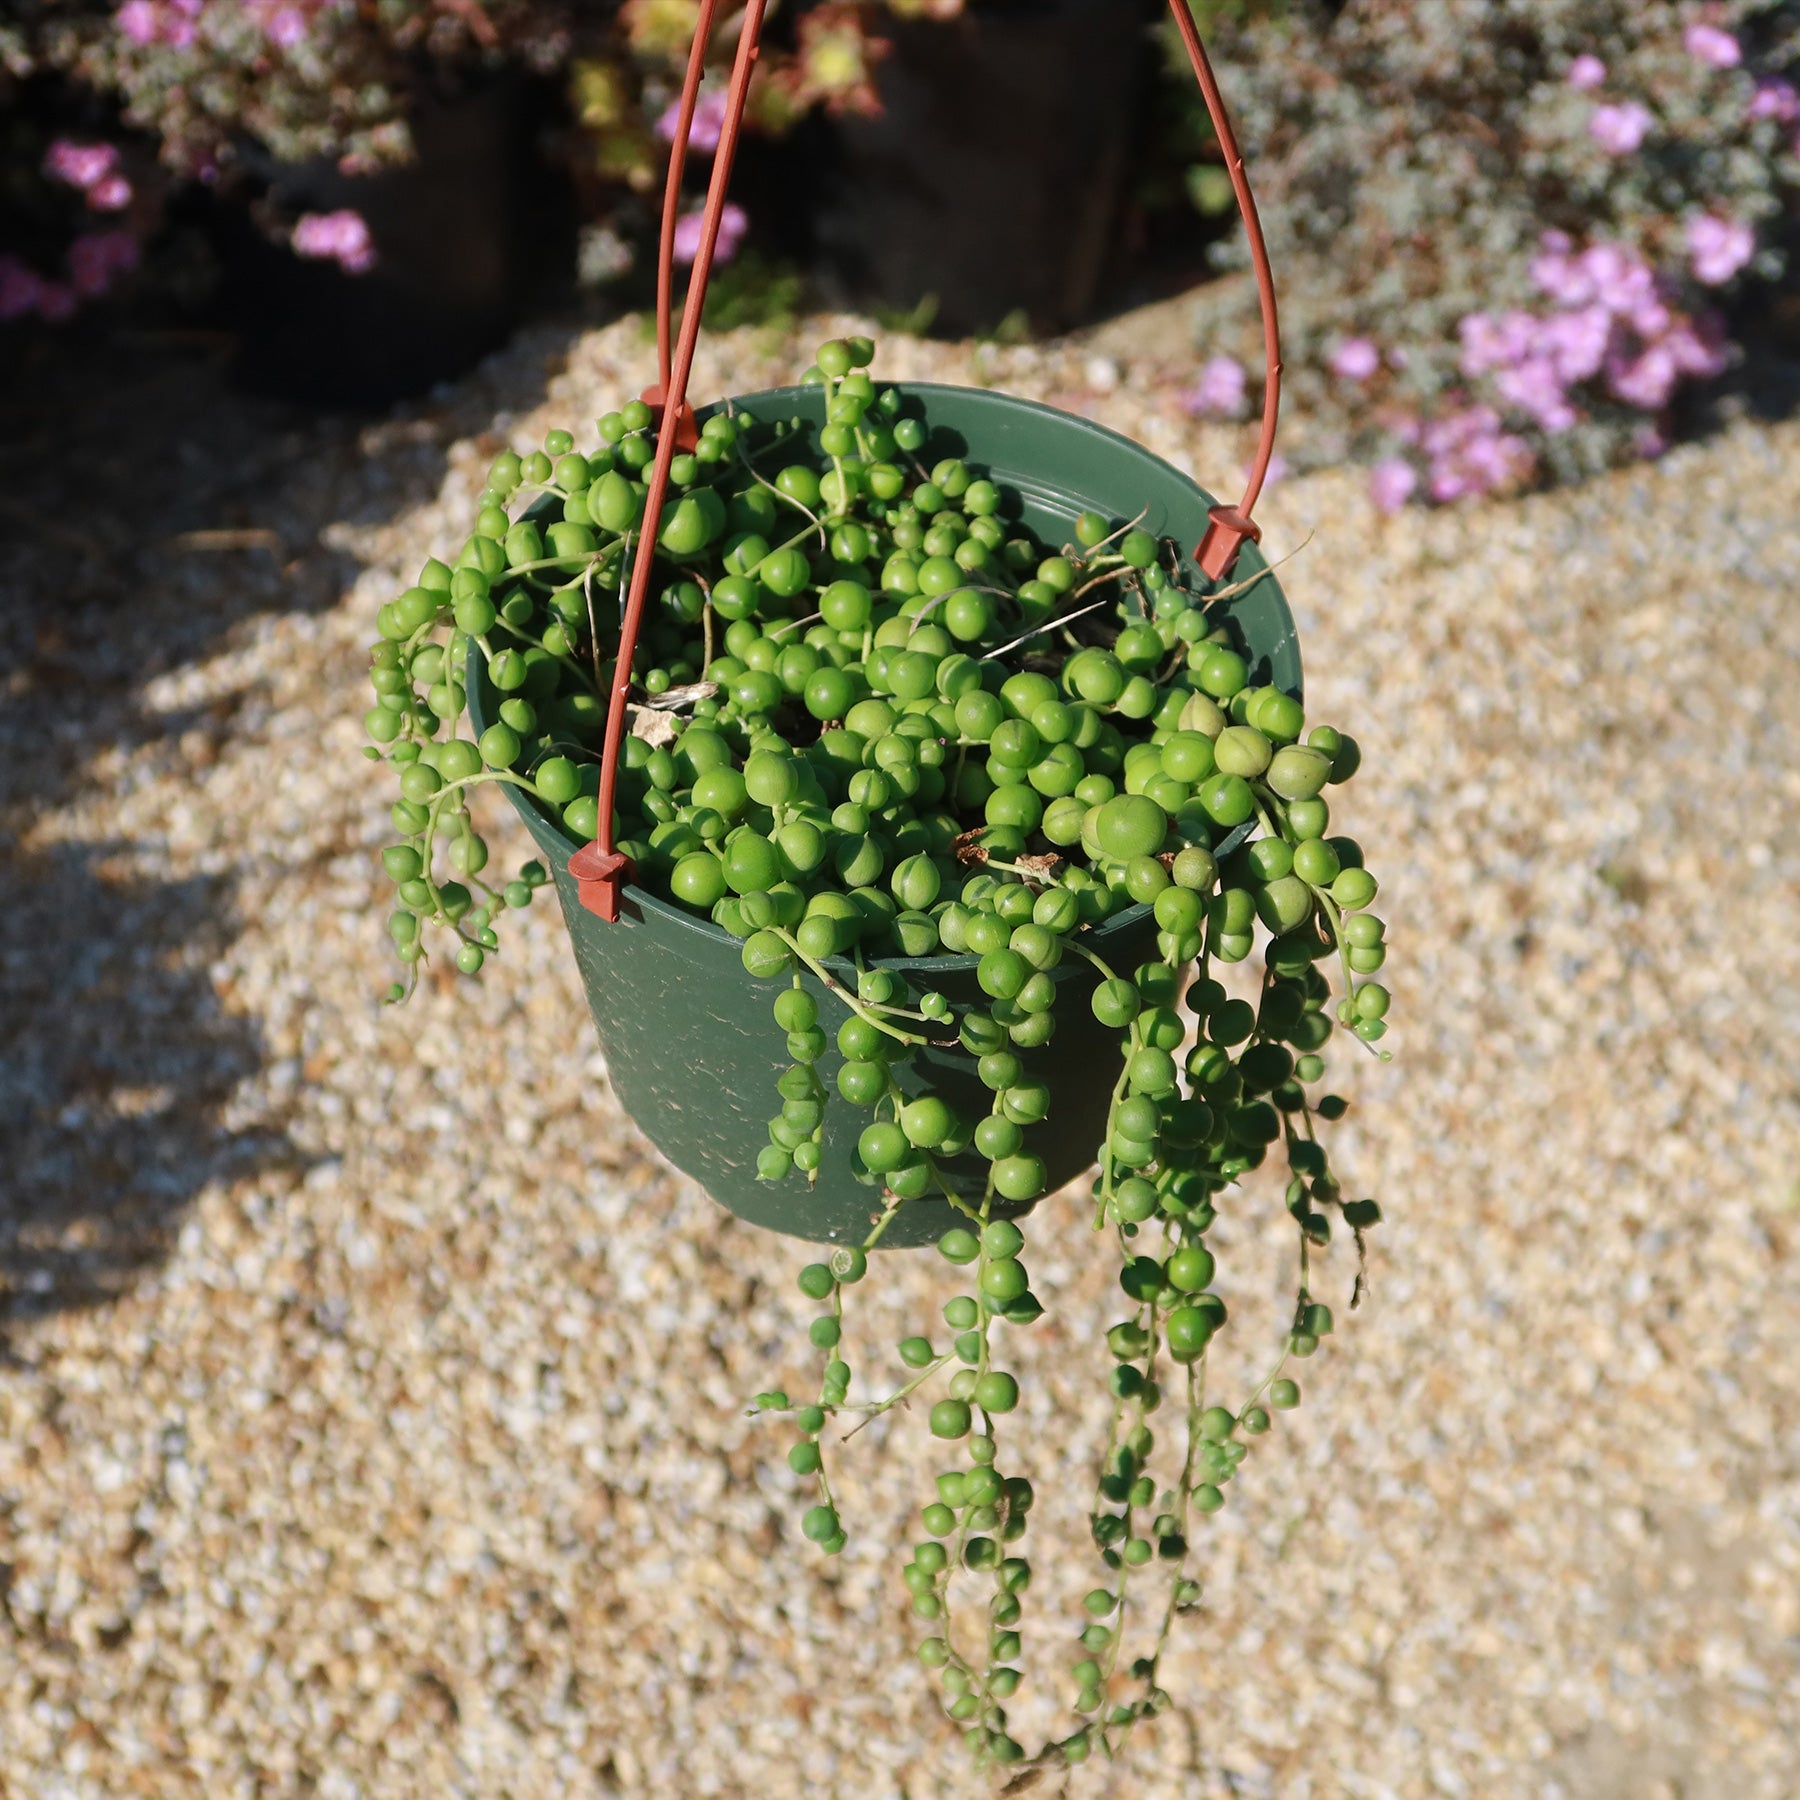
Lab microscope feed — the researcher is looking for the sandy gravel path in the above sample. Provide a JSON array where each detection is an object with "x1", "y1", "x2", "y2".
[{"x1": 2, "y1": 315, "x2": 1797, "y2": 1800}]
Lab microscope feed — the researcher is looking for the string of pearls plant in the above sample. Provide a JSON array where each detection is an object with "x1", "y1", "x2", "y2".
[{"x1": 362, "y1": 338, "x2": 1392, "y2": 1775}]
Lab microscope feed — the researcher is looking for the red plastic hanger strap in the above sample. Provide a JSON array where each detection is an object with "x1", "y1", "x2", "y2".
[
  {"x1": 575, "y1": 0, "x2": 771, "y2": 922},
  {"x1": 1164, "y1": 0, "x2": 1283, "y2": 579}
]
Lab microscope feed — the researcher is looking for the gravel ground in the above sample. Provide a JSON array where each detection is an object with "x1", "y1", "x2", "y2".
[{"x1": 2, "y1": 311, "x2": 1798, "y2": 1800}]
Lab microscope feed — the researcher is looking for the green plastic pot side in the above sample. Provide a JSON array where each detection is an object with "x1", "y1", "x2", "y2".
[{"x1": 474, "y1": 382, "x2": 1302, "y2": 1247}]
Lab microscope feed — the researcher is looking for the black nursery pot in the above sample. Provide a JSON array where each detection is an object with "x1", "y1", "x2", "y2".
[
  {"x1": 475, "y1": 382, "x2": 1300, "y2": 1248},
  {"x1": 221, "y1": 77, "x2": 572, "y2": 406},
  {"x1": 809, "y1": 0, "x2": 1164, "y2": 335}
]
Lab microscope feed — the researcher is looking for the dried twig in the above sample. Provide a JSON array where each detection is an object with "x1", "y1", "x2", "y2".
[
  {"x1": 1204, "y1": 529, "x2": 1315, "y2": 606},
  {"x1": 980, "y1": 596, "x2": 1112, "y2": 662}
]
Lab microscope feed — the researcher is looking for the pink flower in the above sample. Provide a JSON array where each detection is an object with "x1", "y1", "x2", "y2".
[
  {"x1": 1533, "y1": 236, "x2": 1663, "y2": 323},
  {"x1": 0, "y1": 256, "x2": 43, "y2": 321},
  {"x1": 1607, "y1": 343, "x2": 1679, "y2": 409},
  {"x1": 37, "y1": 282, "x2": 78, "y2": 323},
  {"x1": 672, "y1": 201, "x2": 749, "y2": 266},
  {"x1": 1661, "y1": 316, "x2": 1730, "y2": 379},
  {"x1": 1684, "y1": 23, "x2": 1741, "y2": 68},
  {"x1": 1604, "y1": 316, "x2": 1728, "y2": 412},
  {"x1": 1529, "y1": 231, "x2": 1580, "y2": 303},
  {"x1": 1589, "y1": 101, "x2": 1652, "y2": 154},
  {"x1": 1181, "y1": 354, "x2": 1248, "y2": 420},
  {"x1": 1538, "y1": 305, "x2": 1612, "y2": 384},
  {"x1": 1370, "y1": 458, "x2": 1417, "y2": 512},
  {"x1": 265, "y1": 7, "x2": 309, "y2": 48},
  {"x1": 88, "y1": 174, "x2": 134, "y2": 212},
  {"x1": 1458, "y1": 310, "x2": 1537, "y2": 377},
  {"x1": 116, "y1": 0, "x2": 159, "y2": 44},
  {"x1": 1494, "y1": 360, "x2": 1578, "y2": 433},
  {"x1": 68, "y1": 231, "x2": 140, "y2": 296},
  {"x1": 45, "y1": 140, "x2": 120, "y2": 190},
  {"x1": 292, "y1": 209, "x2": 377, "y2": 274},
  {"x1": 1566, "y1": 54, "x2": 1608, "y2": 90},
  {"x1": 1498, "y1": 224, "x2": 1735, "y2": 422},
  {"x1": 656, "y1": 88, "x2": 731, "y2": 153},
  {"x1": 1578, "y1": 242, "x2": 1638, "y2": 310},
  {"x1": 1687, "y1": 213, "x2": 1755, "y2": 285},
  {"x1": 1630, "y1": 294, "x2": 1675, "y2": 343},
  {"x1": 1328, "y1": 337, "x2": 1380, "y2": 381},
  {"x1": 1749, "y1": 78, "x2": 1800, "y2": 122},
  {"x1": 715, "y1": 201, "x2": 749, "y2": 262},
  {"x1": 1459, "y1": 430, "x2": 1526, "y2": 491},
  {"x1": 1633, "y1": 423, "x2": 1669, "y2": 460},
  {"x1": 1418, "y1": 404, "x2": 1534, "y2": 502}
]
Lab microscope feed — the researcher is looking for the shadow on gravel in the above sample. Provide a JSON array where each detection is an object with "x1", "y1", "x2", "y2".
[
  {"x1": 0, "y1": 318, "x2": 574, "y2": 1321},
  {"x1": 0, "y1": 843, "x2": 303, "y2": 1318}
]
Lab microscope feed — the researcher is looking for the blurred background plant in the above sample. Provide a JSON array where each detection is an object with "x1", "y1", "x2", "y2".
[
  {"x1": 2, "y1": 0, "x2": 1797, "y2": 497},
  {"x1": 0, "y1": 0, "x2": 952, "y2": 377},
  {"x1": 1181, "y1": 0, "x2": 1800, "y2": 501}
]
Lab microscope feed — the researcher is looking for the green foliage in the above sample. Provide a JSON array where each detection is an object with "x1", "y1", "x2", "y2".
[{"x1": 362, "y1": 335, "x2": 1393, "y2": 1773}]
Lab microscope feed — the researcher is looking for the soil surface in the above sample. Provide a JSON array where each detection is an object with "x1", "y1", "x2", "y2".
[{"x1": 2, "y1": 311, "x2": 1797, "y2": 1800}]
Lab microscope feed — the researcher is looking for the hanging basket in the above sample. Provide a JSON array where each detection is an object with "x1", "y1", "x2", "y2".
[
  {"x1": 471, "y1": 380, "x2": 1299, "y2": 1246},
  {"x1": 363, "y1": 3, "x2": 1403, "y2": 1767}
]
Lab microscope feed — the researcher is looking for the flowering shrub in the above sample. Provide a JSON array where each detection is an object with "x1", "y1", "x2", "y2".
[
  {"x1": 0, "y1": 0, "x2": 958, "y2": 325},
  {"x1": 1187, "y1": 0, "x2": 1800, "y2": 504}
]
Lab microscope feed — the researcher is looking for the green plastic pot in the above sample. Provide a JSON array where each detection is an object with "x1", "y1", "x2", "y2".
[{"x1": 473, "y1": 382, "x2": 1300, "y2": 1247}]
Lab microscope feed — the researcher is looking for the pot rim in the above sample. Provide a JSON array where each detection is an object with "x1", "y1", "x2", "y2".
[{"x1": 505, "y1": 784, "x2": 1159, "y2": 975}]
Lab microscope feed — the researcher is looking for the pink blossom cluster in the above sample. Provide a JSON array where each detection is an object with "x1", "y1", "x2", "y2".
[
  {"x1": 0, "y1": 232, "x2": 141, "y2": 324},
  {"x1": 43, "y1": 139, "x2": 133, "y2": 213},
  {"x1": 118, "y1": 0, "x2": 331, "y2": 48},
  {"x1": 1181, "y1": 354, "x2": 1249, "y2": 420},
  {"x1": 1686, "y1": 213, "x2": 1756, "y2": 285},
  {"x1": 291, "y1": 208, "x2": 376, "y2": 273},
  {"x1": 1361, "y1": 23, "x2": 1782, "y2": 513},
  {"x1": 1368, "y1": 458, "x2": 1418, "y2": 513},
  {"x1": 1749, "y1": 76, "x2": 1800, "y2": 123},
  {"x1": 1383, "y1": 405, "x2": 1535, "y2": 507},
  {"x1": 264, "y1": 8, "x2": 310, "y2": 50},
  {"x1": 116, "y1": 0, "x2": 203, "y2": 49},
  {"x1": 1589, "y1": 99, "x2": 1653, "y2": 154},
  {"x1": 1374, "y1": 220, "x2": 1745, "y2": 511},
  {"x1": 656, "y1": 89, "x2": 732, "y2": 153},
  {"x1": 1461, "y1": 231, "x2": 1728, "y2": 429},
  {"x1": 1579, "y1": 24, "x2": 1763, "y2": 156},
  {"x1": 1684, "y1": 22, "x2": 1741, "y2": 69},
  {"x1": 1328, "y1": 337, "x2": 1381, "y2": 382},
  {"x1": 252, "y1": 0, "x2": 337, "y2": 50},
  {"x1": 672, "y1": 202, "x2": 749, "y2": 266}
]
